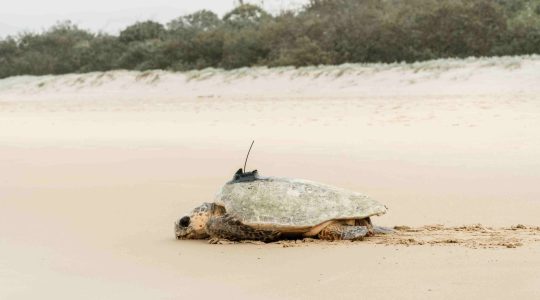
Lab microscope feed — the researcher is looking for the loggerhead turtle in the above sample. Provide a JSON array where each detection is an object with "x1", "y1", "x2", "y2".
[{"x1": 175, "y1": 168, "x2": 391, "y2": 242}]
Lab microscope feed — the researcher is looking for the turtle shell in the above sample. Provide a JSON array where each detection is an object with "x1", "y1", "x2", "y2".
[{"x1": 214, "y1": 176, "x2": 387, "y2": 232}]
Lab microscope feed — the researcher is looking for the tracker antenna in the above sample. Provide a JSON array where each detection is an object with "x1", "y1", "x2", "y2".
[{"x1": 243, "y1": 140, "x2": 255, "y2": 173}]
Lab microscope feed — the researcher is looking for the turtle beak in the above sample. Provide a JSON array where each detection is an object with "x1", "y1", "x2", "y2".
[{"x1": 174, "y1": 221, "x2": 182, "y2": 239}]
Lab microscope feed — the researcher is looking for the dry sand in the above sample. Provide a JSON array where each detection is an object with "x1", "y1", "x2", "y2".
[{"x1": 1, "y1": 56, "x2": 540, "y2": 299}]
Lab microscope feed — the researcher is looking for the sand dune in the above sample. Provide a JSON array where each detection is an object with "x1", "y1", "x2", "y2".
[
  {"x1": 1, "y1": 55, "x2": 539, "y2": 103},
  {"x1": 1, "y1": 56, "x2": 539, "y2": 299}
]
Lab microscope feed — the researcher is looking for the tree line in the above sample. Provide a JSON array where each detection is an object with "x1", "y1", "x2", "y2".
[{"x1": 1, "y1": 0, "x2": 540, "y2": 78}]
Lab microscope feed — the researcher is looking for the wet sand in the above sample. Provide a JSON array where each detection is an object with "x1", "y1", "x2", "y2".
[{"x1": 1, "y1": 57, "x2": 540, "y2": 299}]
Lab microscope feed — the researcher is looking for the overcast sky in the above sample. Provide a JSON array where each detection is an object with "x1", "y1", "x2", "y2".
[{"x1": 0, "y1": 0, "x2": 308, "y2": 37}]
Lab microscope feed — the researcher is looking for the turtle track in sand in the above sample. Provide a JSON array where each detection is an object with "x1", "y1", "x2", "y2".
[
  {"x1": 366, "y1": 224, "x2": 540, "y2": 249},
  {"x1": 214, "y1": 224, "x2": 540, "y2": 249}
]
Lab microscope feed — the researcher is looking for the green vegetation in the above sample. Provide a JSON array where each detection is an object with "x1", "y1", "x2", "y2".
[{"x1": 1, "y1": 0, "x2": 540, "y2": 78}]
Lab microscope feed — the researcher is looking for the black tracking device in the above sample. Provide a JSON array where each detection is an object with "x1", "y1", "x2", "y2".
[{"x1": 230, "y1": 140, "x2": 259, "y2": 183}]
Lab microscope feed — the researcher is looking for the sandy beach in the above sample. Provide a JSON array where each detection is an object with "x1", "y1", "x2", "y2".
[{"x1": 1, "y1": 56, "x2": 540, "y2": 299}]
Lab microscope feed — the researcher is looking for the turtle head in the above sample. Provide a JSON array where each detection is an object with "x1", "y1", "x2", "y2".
[{"x1": 175, "y1": 203, "x2": 214, "y2": 239}]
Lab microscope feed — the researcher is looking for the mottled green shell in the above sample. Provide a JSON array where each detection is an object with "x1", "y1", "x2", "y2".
[{"x1": 214, "y1": 177, "x2": 387, "y2": 230}]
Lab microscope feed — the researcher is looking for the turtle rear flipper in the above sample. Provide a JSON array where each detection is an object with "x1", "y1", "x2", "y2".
[
  {"x1": 318, "y1": 222, "x2": 369, "y2": 241},
  {"x1": 373, "y1": 226, "x2": 395, "y2": 234},
  {"x1": 206, "y1": 214, "x2": 281, "y2": 242}
]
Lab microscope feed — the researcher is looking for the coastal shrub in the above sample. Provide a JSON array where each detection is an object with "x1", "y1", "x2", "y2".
[{"x1": 1, "y1": 1, "x2": 540, "y2": 78}]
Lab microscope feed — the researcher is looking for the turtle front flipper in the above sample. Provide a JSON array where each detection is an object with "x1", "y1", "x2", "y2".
[
  {"x1": 318, "y1": 222, "x2": 369, "y2": 241},
  {"x1": 206, "y1": 215, "x2": 281, "y2": 242}
]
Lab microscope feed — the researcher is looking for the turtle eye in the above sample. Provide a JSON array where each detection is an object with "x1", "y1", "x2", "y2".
[{"x1": 179, "y1": 216, "x2": 190, "y2": 227}]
